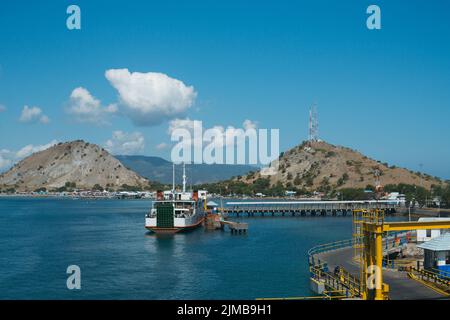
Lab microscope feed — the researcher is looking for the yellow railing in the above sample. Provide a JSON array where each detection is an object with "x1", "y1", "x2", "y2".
[
  {"x1": 409, "y1": 267, "x2": 450, "y2": 288},
  {"x1": 408, "y1": 268, "x2": 450, "y2": 296},
  {"x1": 336, "y1": 267, "x2": 363, "y2": 297},
  {"x1": 257, "y1": 291, "x2": 351, "y2": 301},
  {"x1": 310, "y1": 266, "x2": 361, "y2": 298},
  {"x1": 308, "y1": 238, "x2": 363, "y2": 299}
]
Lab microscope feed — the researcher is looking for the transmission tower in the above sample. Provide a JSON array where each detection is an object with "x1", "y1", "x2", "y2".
[
  {"x1": 374, "y1": 169, "x2": 383, "y2": 194},
  {"x1": 309, "y1": 104, "x2": 319, "y2": 142}
]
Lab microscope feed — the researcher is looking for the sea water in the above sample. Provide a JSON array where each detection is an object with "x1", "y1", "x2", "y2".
[{"x1": 0, "y1": 197, "x2": 356, "y2": 299}]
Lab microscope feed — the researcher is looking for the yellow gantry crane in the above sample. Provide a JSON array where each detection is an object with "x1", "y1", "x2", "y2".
[{"x1": 354, "y1": 209, "x2": 450, "y2": 300}]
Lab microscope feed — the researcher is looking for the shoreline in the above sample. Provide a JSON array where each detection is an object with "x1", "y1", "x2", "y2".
[
  {"x1": 397, "y1": 206, "x2": 450, "y2": 217},
  {"x1": 0, "y1": 194, "x2": 151, "y2": 200},
  {"x1": 1, "y1": 194, "x2": 449, "y2": 217}
]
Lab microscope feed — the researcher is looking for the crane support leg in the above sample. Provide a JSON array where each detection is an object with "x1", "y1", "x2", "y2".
[{"x1": 375, "y1": 230, "x2": 384, "y2": 300}]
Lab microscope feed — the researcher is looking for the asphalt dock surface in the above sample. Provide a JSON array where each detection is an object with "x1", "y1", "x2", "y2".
[{"x1": 318, "y1": 247, "x2": 446, "y2": 300}]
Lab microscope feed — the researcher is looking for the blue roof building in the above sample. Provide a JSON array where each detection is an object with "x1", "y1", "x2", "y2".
[{"x1": 418, "y1": 233, "x2": 450, "y2": 276}]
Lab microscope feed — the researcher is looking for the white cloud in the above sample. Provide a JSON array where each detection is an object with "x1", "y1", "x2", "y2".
[
  {"x1": 19, "y1": 106, "x2": 50, "y2": 124},
  {"x1": 167, "y1": 118, "x2": 201, "y2": 135},
  {"x1": 67, "y1": 87, "x2": 117, "y2": 125},
  {"x1": 0, "y1": 140, "x2": 58, "y2": 171},
  {"x1": 168, "y1": 119, "x2": 257, "y2": 136},
  {"x1": 0, "y1": 154, "x2": 12, "y2": 170},
  {"x1": 39, "y1": 115, "x2": 50, "y2": 124},
  {"x1": 105, "y1": 131, "x2": 145, "y2": 155},
  {"x1": 168, "y1": 118, "x2": 204, "y2": 148},
  {"x1": 167, "y1": 119, "x2": 263, "y2": 165},
  {"x1": 243, "y1": 119, "x2": 258, "y2": 130},
  {"x1": 105, "y1": 69, "x2": 197, "y2": 126},
  {"x1": 168, "y1": 119, "x2": 258, "y2": 148},
  {"x1": 15, "y1": 140, "x2": 58, "y2": 159}
]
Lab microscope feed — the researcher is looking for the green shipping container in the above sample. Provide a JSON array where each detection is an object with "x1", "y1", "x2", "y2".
[{"x1": 156, "y1": 204, "x2": 174, "y2": 228}]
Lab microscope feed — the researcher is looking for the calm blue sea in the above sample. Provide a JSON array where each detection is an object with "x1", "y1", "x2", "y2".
[{"x1": 0, "y1": 197, "x2": 355, "y2": 300}]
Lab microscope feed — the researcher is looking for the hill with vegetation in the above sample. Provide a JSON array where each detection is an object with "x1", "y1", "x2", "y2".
[
  {"x1": 245, "y1": 140, "x2": 442, "y2": 190},
  {"x1": 0, "y1": 140, "x2": 149, "y2": 192},
  {"x1": 196, "y1": 140, "x2": 449, "y2": 206}
]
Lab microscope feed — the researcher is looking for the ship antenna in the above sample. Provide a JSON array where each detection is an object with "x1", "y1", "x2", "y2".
[
  {"x1": 182, "y1": 162, "x2": 187, "y2": 193},
  {"x1": 189, "y1": 164, "x2": 193, "y2": 191},
  {"x1": 172, "y1": 163, "x2": 175, "y2": 193}
]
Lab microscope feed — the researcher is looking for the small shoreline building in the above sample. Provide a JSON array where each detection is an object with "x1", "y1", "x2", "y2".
[
  {"x1": 418, "y1": 233, "x2": 450, "y2": 276},
  {"x1": 416, "y1": 217, "x2": 450, "y2": 242},
  {"x1": 383, "y1": 192, "x2": 406, "y2": 206},
  {"x1": 206, "y1": 201, "x2": 219, "y2": 213}
]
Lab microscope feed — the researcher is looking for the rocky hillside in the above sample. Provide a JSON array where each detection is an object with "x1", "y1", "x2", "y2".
[
  {"x1": 0, "y1": 140, "x2": 148, "y2": 191},
  {"x1": 242, "y1": 140, "x2": 442, "y2": 191}
]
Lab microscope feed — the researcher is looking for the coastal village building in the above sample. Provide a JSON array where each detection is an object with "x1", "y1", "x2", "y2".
[
  {"x1": 383, "y1": 192, "x2": 406, "y2": 206},
  {"x1": 416, "y1": 218, "x2": 450, "y2": 242},
  {"x1": 418, "y1": 233, "x2": 450, "y2": 276},
  {"x1": 285, "y1": 191, "x2": 297, "y2": 197},
  {"x1": 206, "y1": 201, "x2": 219, "y2": 213}
]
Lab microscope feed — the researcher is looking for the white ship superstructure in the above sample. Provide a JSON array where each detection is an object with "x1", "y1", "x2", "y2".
[{"x1": 145, "y1": 163, "x2": 207, "y2": 234}]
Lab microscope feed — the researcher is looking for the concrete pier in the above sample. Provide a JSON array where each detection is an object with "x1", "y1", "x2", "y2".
[
  {"x1": 223, "y1": 200, "x2": 399, "y2": 217},
  {"x1": 221, "y1": 220, "x2": 248, "y2": 234}
]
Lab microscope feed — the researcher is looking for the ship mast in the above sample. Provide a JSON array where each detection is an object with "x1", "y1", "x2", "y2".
[
  {"x1": 182, "y1": 162, "x2": 187, "y2": 193},
  {"x1": 172, "y1": 163, "x2": 175, "y2": 193}
]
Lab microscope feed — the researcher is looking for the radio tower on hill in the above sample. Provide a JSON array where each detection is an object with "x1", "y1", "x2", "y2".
[{"x1": 308, "y1": 104, "x2": 319, "y2": 142}]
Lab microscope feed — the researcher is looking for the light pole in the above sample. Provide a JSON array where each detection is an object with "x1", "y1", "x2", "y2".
[
  {"x1": 419, "y1": 163, "x2": 424, "y2": 188},
  {"x1": 438, "y1": 201, "x2": 441, "y2": 218},
  {"x1": 409, "y1": 197, "x2": 415, "y2": 222}
]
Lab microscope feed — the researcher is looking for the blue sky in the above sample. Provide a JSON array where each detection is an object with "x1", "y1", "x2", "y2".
[{"x1": 0, "y1": 0, "x2": 449, "y2": 179}]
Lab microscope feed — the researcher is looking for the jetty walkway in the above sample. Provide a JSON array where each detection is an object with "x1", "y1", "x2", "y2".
[{"x1": 223, "y1": 200, "x2": 399, "y2": 217}]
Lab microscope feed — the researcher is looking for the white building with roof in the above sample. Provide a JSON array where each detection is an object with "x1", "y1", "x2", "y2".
[
  {"x1": 418, "y1": 233, "x2": 450, "y2": 275},
  {"x1": 206, "y1": 201, "x2": 218, "y2": 210},
  {"x1": 416, "y1": 217, "x2": 450, "y2": 242},
  {"x1": 385, "y1": 192, "x2": 406, "y2": 205}
]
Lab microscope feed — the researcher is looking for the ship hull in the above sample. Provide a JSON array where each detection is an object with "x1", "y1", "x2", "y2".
[{"x1": 145, "y1": 217, "x2": 204, "y2": 234}]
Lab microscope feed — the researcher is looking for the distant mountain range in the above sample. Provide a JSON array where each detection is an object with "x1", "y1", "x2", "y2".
[
  {"x1": 2, "y1": 139, "x2": 442, "y2": 193},
  {"x1": 115, "y1": 155, "x2": 257, "y2": 185}
]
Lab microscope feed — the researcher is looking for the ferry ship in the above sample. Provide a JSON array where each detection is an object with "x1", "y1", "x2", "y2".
[{"x1": 145, "y1": 164, "x2": 207, "y2": 234}]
